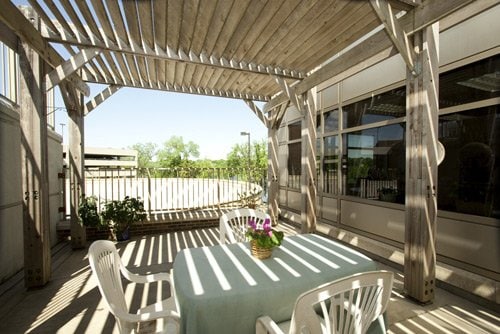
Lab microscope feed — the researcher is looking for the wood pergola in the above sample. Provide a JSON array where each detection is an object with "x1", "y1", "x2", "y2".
[{"x1": 0, "y1": 0, "x2": 495, "y2": 304}]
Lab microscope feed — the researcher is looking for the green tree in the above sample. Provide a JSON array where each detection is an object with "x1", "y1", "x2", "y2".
[
  {"x1": 226, "y1": 139, "x2": 267, "y2": 180},
  {"x1": 130, "y1": 142, "x2": 157, "y2": 169},
  {"x1": 227, "y1": 139, "x2": 267, "y2": 170},
  {"x1": 157, "y1": 136, "x2": 200, "y2": 168}
]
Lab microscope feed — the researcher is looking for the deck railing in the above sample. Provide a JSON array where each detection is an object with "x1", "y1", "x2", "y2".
[{"x1": 64, "y1": 167, "x2": 267, "y2": 216}]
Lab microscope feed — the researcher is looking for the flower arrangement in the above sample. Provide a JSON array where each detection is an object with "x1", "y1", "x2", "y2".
[{"x1": 245, "y1": 218, "x2": 284, "y2": 249}]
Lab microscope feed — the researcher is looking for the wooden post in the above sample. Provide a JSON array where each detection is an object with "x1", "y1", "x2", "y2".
[
  {"x1": 268, "y1": 125, "x2": 279, "y2": 225},
  {"x1": 61, "y1": 82, "x2": 87, "y2": 248},
  {"x1": 300, "y1": 91, "x2": 317, "y2": 233},
  {"x1": 18, "y1": 6, "x2": 51, "y2": 288},
  {"x1": 404, "y1": 23, "x2": 439, "y2": 303}
]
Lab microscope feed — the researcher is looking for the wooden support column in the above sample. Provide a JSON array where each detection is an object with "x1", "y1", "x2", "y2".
[
  {"x1": 267, "y1": 103, "x2": 286, "y2": 226},
  {"x1": 300, "y1": 91, "x2": 317, "y2": 233},
  {"x1": 60, "y1": 82, "x2": 86, "y2": 249},
  {"x1": 404, "y1": 23, "x2": 439, "y2": 303},
  {"x1": 18, "y1": 6, "x2": 50, "y2": 288}
]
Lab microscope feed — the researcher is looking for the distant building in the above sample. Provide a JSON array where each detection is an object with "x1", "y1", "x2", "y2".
[{"x1": 63, "y1": 146, "x2": 138, "y2": 177}]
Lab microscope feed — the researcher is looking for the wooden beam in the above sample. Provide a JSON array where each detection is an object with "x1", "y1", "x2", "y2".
[
  {"x1": 80, "y1": 71, "x2": 271, "y2": 102},
  {"x1": 42, "y1": 21, "x2": 305, "y2": 80},
  {"x1": 389, "y1": 0, "x2": 422, "y2": 11},
  {"x1": 263, "y1": 93, "x2": 289, "y2": 114},
  {"x1": 370, "y1": 0, "x2": 419, "y2": 75},
  {"x1": 404, "y1": 22, "x2": 439, "y2": 304},
  {"x1": 273, "y1": 102, "x2": 289, "y2": 130},
  {"x1": 17, "y1": 7, "x2": 51, "y2": 287},
  {"x1": 244, "y1": 99, "x2": 269, "y2": 127},
  {"x1": 84, "y1": 85, "x2": 121, "y2": 115},
  {"x1": 300, "y1": 90, "x2": 317, "y2": 233},
  {"x1": 0, "y1": 2, "x2": 90, "y2": 96},
  {"x1": 60, "y1": 81, "x2": 87, "y2": 249},
  {"x1": 267, "y1": 125, "x2": 279, "y2": 226},
  {"x1": 45, "y1": 47, "x2": 101, "y2": 91},
  {"x1": 274, "y1": 76, "x2": 301, "y2": 112},
  {"x1": 295, "y1": 0, "x2": 475, "y2": 95}
]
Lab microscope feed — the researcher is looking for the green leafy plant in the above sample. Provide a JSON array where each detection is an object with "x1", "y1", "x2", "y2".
[
  {"x1": 101, "y1": 196, "x2": 147, "y2": 240},
  {"x1": 78, "y1": 195, "x2": 101, "y2": 228},
  {"x1": 245, "y1": 218, "x2": 284, "y2": 249},
  {"x1": 238, "y1": 188, "x2": 261, "y2": 209}
]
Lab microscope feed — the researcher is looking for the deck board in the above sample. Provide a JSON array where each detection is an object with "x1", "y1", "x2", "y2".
[{"x1": 0, "y1": 223, "x2": 498, "y2": 334}]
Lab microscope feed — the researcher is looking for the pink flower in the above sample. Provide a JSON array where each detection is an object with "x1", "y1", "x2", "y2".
[
  {"x1": 248, "y1": 219, "x2": 257, "y2": 230},
  {"x1": 263, "y1": 218, "x2": 271, "y2": 231}
]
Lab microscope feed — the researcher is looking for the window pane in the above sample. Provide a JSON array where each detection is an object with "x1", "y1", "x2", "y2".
[
  {"x1": 438, "y1": 106, "x2": 499, "y2": 218},
  {"x1": 288, "y1": 121, "x2": 301, "y2": 140},
  {"x1": 323, "y1": 136, "x2": 339, "y2": 194},
  {"x1": 440, "y1": 55, "x2": 500, "y2": 108},
  {"x1": 288, "y1": 142, "x2": 301, "y2": 189},
  {"x1": 342, "y1": 124, "x2": 405, "y2": 203},
  {"x1": 316, "y1": 115, "x2": 322, "y2": 134},
  {"x1": 342, "y1": 87, "x2": 406, "y2": 128},
  {"x1": 324, "y1": 109, "x2": 339, "y2": 132}
]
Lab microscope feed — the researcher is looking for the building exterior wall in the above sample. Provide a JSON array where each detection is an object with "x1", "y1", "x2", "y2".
[
  {"x1": 0, "y1": 98, "x2": 23, "y2": 283},
  {"x1": 277, "y1": 5, "x2": 500, "y2": 302},
  {"x1": 0, "y1": 97, "x2": 63, "y2": 283}
]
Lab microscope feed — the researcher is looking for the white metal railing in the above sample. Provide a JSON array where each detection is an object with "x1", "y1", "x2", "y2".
[{"x1": 64, "y1": 167, "x2": 267, "y2": 216}]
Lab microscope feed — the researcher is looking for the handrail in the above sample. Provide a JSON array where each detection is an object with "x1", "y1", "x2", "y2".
[{"x1": 64, "y1": 167, "x2": 267, "y2": 217}]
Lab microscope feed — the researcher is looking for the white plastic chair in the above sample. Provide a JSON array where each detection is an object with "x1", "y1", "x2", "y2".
[
  {"x1": 219, "y1": 208, "x2": 271, "y2": 244},
  {"x1": 88, "y1": 240, "x2": 180, "y2": 334},
  {"x1": 256, "y1": 270, "x2": 393, "y2": 334}
]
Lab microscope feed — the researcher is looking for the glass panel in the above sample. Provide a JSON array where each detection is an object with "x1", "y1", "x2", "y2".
[
  {"x1": 342, "y1": 124, "x2": 405, "y2": 203},
  {"x1": 440, "y1": 55, "x2": 500, "y2": 108},
  {"x1": 316, "y1": 114, "x2": 322, "y2": 134},
  {"x1": 287, "y1": 142, "x2": 301, "y2": 189},
  {"x1": 342, "y1": 87, "x2": 406, "y2": 128},
  {"x1": 288, "y1": 121, "x2": 301, "y2": 140},
  {"x1": 323, "y1": 136, "x2": 339, "y2": 194},
  {"x1": 438, "y1": 105, "x2": 499, "y2": 218},
  {"x1": 324, "y1": 109, "x2": 339, "y2": 132}
]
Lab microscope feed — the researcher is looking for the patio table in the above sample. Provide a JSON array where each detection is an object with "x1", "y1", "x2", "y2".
[{"x1": 173, "y1": 233, "x2": 386, "y2": 334}]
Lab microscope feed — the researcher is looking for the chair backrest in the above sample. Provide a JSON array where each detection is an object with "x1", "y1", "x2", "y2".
[
  {"x1": 219, "y1": 208, "x2": 271, "y2": 244},
  {"x1": 290, "y1": 271, "x2": 393, "y2": 334},
  {"x1": 88, "y1": 240, "x2": 129, "y2": 320}
]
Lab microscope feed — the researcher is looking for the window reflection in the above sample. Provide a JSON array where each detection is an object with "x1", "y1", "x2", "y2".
[
  {"x1": 323, "y1": 136, "x2": 339, "y2": 194},
  {"x1": 288, "y1": 142, "x2": 301, "y2": 189},
  {"x1": 342, "y1": 124, "x2": 405, "y2": 203},
  {"x1": 440, "y1": 56, "x2": 500, "y2": 108},
  {"x1": 342, "y1": 88, "x2": 406, "y2": 128},
  {"x1": 438, "y1": 106, "x2": 499, "y2": 218}
]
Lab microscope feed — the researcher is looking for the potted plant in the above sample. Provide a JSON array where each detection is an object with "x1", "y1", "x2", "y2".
[
  {"x1": 238, "y1": 188, "x2": 261, "y2": 209},
  {"x1": 101, "y1": 196, "x2": 147, "y2": 241},
  {"x1": 245, "y1": 218, "x2": 284, "y2": 259},
  {"x1": 78, "y1": 195, "x2": 101, "y2": 228}
]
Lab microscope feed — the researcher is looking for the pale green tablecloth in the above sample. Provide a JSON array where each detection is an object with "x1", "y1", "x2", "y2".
[{"x1": 173, "y1": 234, "x2": 384, "y2": 334}]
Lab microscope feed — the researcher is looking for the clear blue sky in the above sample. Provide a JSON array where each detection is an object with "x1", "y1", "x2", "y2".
[{"x1": 55, "y1": 84, "x2": 267, "y2": 160}]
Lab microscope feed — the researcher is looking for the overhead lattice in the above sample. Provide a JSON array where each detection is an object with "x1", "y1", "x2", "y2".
[
  {"x1": 5, "y1": 0, "x2": 480, "y2": 109},
  {"x1": 21, "y1": 0, "x2": 385, "y2": 102}
]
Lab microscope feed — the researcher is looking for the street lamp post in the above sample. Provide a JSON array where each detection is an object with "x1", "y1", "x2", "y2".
[{"x1": 240, "y1": 131, "x2": 251, "y2": 193}]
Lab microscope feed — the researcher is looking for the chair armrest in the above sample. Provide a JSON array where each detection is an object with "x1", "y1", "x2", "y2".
[
  {"x1": 121, "y1": 265, "x2": 171, "y2": 284},
  {"x1": 114, "y1": 307, "x2": 179, "y2": 323},
  {"x1": 256, "y1": 316, "x2": 285, "y2": 334}
]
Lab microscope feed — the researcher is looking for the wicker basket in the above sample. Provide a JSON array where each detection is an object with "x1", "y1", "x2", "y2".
[{"x1": 250, "y1": 240, "x2": 273, "y2": 259}]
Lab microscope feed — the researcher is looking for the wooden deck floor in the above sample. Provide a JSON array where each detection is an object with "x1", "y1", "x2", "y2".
[{"x1": 0, "y1": 224, "x2": 498, "y2": 333}]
